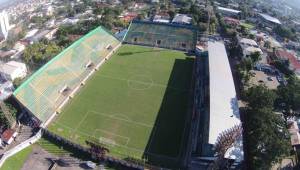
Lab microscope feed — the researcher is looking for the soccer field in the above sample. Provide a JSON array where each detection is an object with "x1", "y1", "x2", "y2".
[{"x1": 48, "y1": 44, "x2": 194, "y2": 166}]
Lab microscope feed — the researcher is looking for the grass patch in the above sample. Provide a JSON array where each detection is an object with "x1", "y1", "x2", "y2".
[
  {"x1": 240, "y1": 22, "x2": 255, "y2": 30},
  {"x1": 0, "y1": 145, "x2": 33, "y2": 170},
  {"x1": 48, "y1": 44, "x2": 194, "y2": 167}
]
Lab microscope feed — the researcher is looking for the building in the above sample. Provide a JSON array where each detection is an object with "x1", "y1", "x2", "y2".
[
  {"x1": 43, "y1": 5, "x2": 54, "y2": 16},
  {"x1": 223, "y1": 17, "x2": 240, "y2": 27},
  {"x1": 24, "y1": 29, "x2": 39, "y2": 39},
  {"x1": 217, "y1": 6, "x2": 241, "y2": 18},
  {"x1": 275, "y1": 50, "x2": 300, "y2": 76},
  {"x1": 0, "y1": 11, "x2": 10, "y2": 40},
  {"x1": 44, "y1": 28, "x2": 58, "y2": 40},
  {"x1": 288, "y1": 121, "x2": 300, "y2": 146},
  {"x1": 119, "y1": 12, "x2": 137, "y2": 23},
  {"x1": 27, "y1": 30, "x2": 51, "y2": 43},
  {"x1": 172, "y1": 14, "x2": 192, "y2": 25},
  {"x1": 0, "y1": 81, "x2": 13, "y2": 101},
  {"x1": 0, "y1": 61, "x2": 27, "y2": 81},
  {"x1": 258, "y1": 13, "x2": 281, "y2": 28},
  {"x1": 153, "y1": 14, "x2": 170, "y2": 23},
  {"x1": 1, "y1": 129, "x2": 17, "y2": 145},
  {"x1": 239, "y1": 38, "x2": 263, "y2": 58},
  {"x1": 206, "y1": 41, "x2": 243, "y2": 163}
]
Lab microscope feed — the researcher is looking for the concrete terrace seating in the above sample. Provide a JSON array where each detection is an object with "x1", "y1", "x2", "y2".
[{"x1": 14, "y1": 27, "x2": 120, "y2": 122}]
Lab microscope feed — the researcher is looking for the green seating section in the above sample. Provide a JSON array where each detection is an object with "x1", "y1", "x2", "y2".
[
  {"x1": 124, "y1": 21, "x2": 196, "y2": 51},
  {"x1": 14, "y1": 27, "x2": 120, "y2": 122}
]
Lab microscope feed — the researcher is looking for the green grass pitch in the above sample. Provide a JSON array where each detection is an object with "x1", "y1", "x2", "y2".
[{"x1": 48, "y1": 44, "x2": 194, "y2": 167}]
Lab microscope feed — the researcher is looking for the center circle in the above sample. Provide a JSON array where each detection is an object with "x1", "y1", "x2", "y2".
[{"x1": 127, "y1": 75, "x2": 153, "y2": 90}]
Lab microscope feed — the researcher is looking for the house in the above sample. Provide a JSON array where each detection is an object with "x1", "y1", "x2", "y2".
[
  {"x1": 223, "y1": 17, "x2": 240, "y2": 27},
  {"x1": 0, "y1": 61, "x2": 27, "y2": 81},
  {"x1": 0, "y1": 81, "x2": 13, "y2": 101},
  {"x1": 275, "y1": 49, "x2": 300, "y2": 76},
  {"x1": 119, "y1": 12, "x2": 137, "y2": 23},
  {"x1": 44, "y1": 28, "x2": 58, "y2": 40},
  {"x1": 1, "y1": 129, "x2": 17, "y2": 145},
  {"x1": 288, "y1": 121, "x2": 300, "y2": 146},
  {"x1": 27, "y1": 30, "x2": 50, "y2": 43},
  {"x1": 239, "y1": 38, "x2": 263, "y2": 58},
  {"x1": 153, "y1": 13, "x2": 170, "y2": 23},
  {"x1": 172, "y1": 14, "x2": 192, "y2": 25}
]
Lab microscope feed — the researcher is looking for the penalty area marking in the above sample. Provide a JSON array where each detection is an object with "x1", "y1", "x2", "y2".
[
  {"x1": 93, "y1": 129, "x2": 130, "y2": 146},
  {"x1": 89, "y1": 110, "x2": 153, "y2": 128}
]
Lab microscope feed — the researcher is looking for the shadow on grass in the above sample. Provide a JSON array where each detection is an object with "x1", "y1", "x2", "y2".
[{"x1": 142, "y1": 57, "x2": 194, "y2": 168}]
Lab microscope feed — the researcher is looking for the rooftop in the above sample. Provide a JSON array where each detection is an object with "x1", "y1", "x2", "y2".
[
  {"x1": 172, "y1": 14, "x2": 192, "y2": 24},
  {"x1": 208, "y1": 41, "x2": 243, "y2": 161},
  {"x1": 275, "y1": 50, "x2": 300, "y2": 70},
  {"x1": 217, "y1": 6, "x2": 241, "y2": 14},
  {"x1": 259, "y1": 13, "x2": 281, "y2": 25},
  {"x1": 1, "y1": 129, "x2": 16, "y2": 143},
  {"x1": 239, "y1": 38, "x2": 258, "y2": 47}
]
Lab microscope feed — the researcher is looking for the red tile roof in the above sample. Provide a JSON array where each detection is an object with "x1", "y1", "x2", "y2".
[
  {"x1": 224, "y1": 17, "x2": 240, "y2": 25},
  {"x1": 275, "y1": 50, "x2": 300, "y2": 70},
  {"x1": 1, "y1": 129, "x2": 15, "y2": 143}
]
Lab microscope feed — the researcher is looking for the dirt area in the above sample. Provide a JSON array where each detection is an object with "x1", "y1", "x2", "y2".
[
  {"x1": 249, "y1": 70, "x2": 280, "y2": 89},
  {"x1": 21, "y1": 145, "x2": 102, "y2": 170}
]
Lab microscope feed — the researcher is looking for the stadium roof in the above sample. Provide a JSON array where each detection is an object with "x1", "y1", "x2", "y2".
[
  {"x1": 259, "y1": 13, "x2": 281, "y2": 25},
  {"x1": 208, "y1": 41, "x2": 241, "y2": 144},
  {"x1": 14, "y1": 26, "x2": 120, "y2": 123}
]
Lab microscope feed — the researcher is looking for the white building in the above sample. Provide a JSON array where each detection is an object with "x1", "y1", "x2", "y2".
[
  {"x1": 172, "y1": 14, "x2": 192, "y2": 25},
  {"x1": 0, "y1": 11, "x2": 10, "y2": 40},
  {"x1": 43, "y1": 6, "x2": 54, "y2": 16},
  {"x1": 258, "y1": 13, "x2": 281, "y2": 27},
  {"x1": 239, "y1": 38, "x2": 263, "y2": 58},
  {"x1": 45, "y1": 28, "x2": 58, "y2": 40},
  {"x1": 0, "y1": 61, "x2": 27, "y2": 81},
  {"x1": 217, "y1": 6, "x2": 241, "y2": 18}
]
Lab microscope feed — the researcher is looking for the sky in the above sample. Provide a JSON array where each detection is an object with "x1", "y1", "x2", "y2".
[{"x1": 0, "y1": 0, "x2": 9, "y2": 4}]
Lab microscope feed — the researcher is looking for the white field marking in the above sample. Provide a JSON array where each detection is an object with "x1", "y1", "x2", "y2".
[
  {"x1": 93, "y1": 129, "x2": 130, "y2": 146},
  {"x1": 89, "y1": 111, "x2": 153, "y2": 128},
  {"x1": 110, "y1": 114, "x2": 131, "y2": 121},
  {"x1": 74, "y1": 111, "x2": 90, "y2": 131},
  {"x1": 54, "y1": 122, "x2": 145, "y2": 153},
  {"x1": 127, "y1": 75, "x2": 154, "y2": 90},
  {"x1": 99, "y1": 137, "x2": 116, "y2": 146},
  {"x1": 127, "y1": 79, "x2": 153, "y2": 90},
  {"x1": 53, "y1": 122, "x2": 177, "y2": 160},
  {"x1": 95, "y1": 74, "x2": 189, "y2": 92}
]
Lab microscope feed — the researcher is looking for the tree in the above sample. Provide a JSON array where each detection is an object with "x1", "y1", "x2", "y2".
[
  {"x1": 274, "y1": 25, "x2": 295, "y2": 40},
  {"x1": 245, "y1": 85, "x2": 277, "y2": 108},
  {"x1": 244, "y1": 85, "x2": 291, "y2": 169},
  {"x1": 276, "y1": 76, "x2": 300, "y2": 118},
  {"x1": 13, "y1": 78, "x2": 23, "y2": 88},
  {"x1": 272, "y1": 60, "x2": 294, "y2": 76},
  {"x1": 249, "y1": 51, "x2": 262, "y2": 63},
  {"x1": 23, "y1": 41, "x2": 62, "y2": 68}
]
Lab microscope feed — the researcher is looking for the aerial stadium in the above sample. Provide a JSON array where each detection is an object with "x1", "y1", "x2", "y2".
[
  {"x1": 12, "y1": 20, "x2": 243, "y2": 169},
  {"x1": 13, "y1": 21, "x2": 198, "y2": 168}
]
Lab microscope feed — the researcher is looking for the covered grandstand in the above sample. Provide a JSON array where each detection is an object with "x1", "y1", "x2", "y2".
[
  {"x1": 13, "y1": 27, "x2": 120, "y2": 124},
  {"x1": 124, "y1": 20, "x2": 197, "y2": 52}
]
